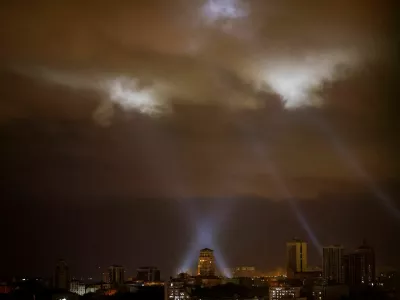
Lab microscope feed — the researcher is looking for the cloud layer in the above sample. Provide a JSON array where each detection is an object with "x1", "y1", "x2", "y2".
[
  {"x1": 0, "y1": 0, "x2": 396, "y2": 199},
  {"x1": 1, "y1": 0, "x2": 390, "y2": 123}
]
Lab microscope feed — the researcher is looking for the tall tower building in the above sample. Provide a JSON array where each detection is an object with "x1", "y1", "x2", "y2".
[
  {"x1": 344, "y1": 240, "x2": 375, "y2": 286},
  {"x1": 54, "y1": 259, "x2": 69, "y2": 289},
  {"x1": 323, "y1": 245, "x2": 344, "y2": 283},
  {"x1": 286, "y1": 239, "x2": 307, "y2": 277},
  {"x1": 197, "y1": 248, "x2": 216, "y2": 277},
  {"x1": 108, "y1": 265, "x2": 125, "y2": 286}
]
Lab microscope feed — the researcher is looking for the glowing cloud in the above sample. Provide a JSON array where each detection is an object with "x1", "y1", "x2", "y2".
[
  {"x1": 5, "y1": 0, "x2": 387, "y2": 122},
  {"x1": 15, "y1": 67, "x2": 169, "y2": 119},
  {"x1": 14, "y1": 44, "x2": 361, "y2": 120},
  {"x1": 254, "y1": 50, "x2": 358, "y2": 108},
  {"x1": 200, "y1": 0, "x2": 250, "y2": 34},
  {"x1": 202, "y1": 0, "x2": 249, "y2": 22},
  {"x1": 106, "y1": 77, "x2": 163, "y2": 115}
]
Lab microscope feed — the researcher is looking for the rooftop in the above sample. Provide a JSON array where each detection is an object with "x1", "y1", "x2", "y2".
[{"x1": 200, "y1": 248, "x2": 214, "y2": 252}]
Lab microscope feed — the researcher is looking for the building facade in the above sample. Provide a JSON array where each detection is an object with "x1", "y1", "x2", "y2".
[
  {"x1": 136, "y1": 266, "x2": 161, "y2": 282},
  {"x1": 85, "y1": 282, "x2": 111, "y2": 294},
  {"x1": 311, "y1": 284, "x2": 349, "y2": 300},
  {"x1": 344, "y1": 240, "x2": 375, "y2": 286},
  {"x1": 233, "y1": 266, "x2": 256, "y2": 278},
  {"x1": 166, "y1": 280, "x2": 190, "y2": 300},
  {"x1": 54, "y1": 259, "x2": 69, "y2": 289},
  {"x1": 101, "y1": 270, "x2": 110, "y2": 283},
  {"x1": 108, "y1": 265, "x2": 125, "y2": 286},
  {"x1": 197, "y1": 248, "x2": 216, "y2": 276},
  {"x1": 287, "y1": 239, "x2": 308, "y2": 277},
  {"x1": 69, "y1": 280, "x2": 85, "y2": 295},
  {"x1": 322, "y1": 245, "x2": 344, "y2": 283},
  {"x1": 269, "y1": 286, "x2": 302, "y2": 300}
]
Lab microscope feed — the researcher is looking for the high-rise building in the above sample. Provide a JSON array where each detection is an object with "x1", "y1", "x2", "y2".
[
  {"x1": 286, "y1": 239, "x2": 308, "y2": 277},
  {"x1": 136, "y1": 266, "x2": 161, "y2": 282},
  {"x1": 54, "y1": 259, "x2": 69, "y2": 289},
  {"x1": 323, "y1": 245, "x2": 344, "y2": 283},
  {"x1": 108, "y1": 265, "x2": 125, "y2": 286},
  {"x1": 197, "y1": 248, "x2": 216, "y2": 277},
  {"x1": 344, "y1": 240, "x2": 375, "y2": 286}
]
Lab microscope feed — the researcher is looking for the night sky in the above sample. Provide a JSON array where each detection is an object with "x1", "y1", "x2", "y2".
[{"x1": 1, "y1": 0, "x2": 399, "y2": 279}]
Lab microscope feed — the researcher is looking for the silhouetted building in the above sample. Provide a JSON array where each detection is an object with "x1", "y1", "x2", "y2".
[
  {"x1": 101, "y1": 270, "x2": 110, "y2": 283},
  {"x1": 377, "y1": 271, "x2": 399, "y2": 294},
  {"x1": 197, "y1": 248, "x2": 216, "y2": 276},
  {"x1": 344, "y1": 240, "x2": 375, "y2": 286},
  {"x1": 54, "y1": 259, "x2": 69, "y2": 289},
  {"x1": 233, "y1": 266, "x2": 256, "y2": 277},
  {"x1": 293, "y1": 270, "x2": 322, "y2": 281},
  {"x1": 287, "y1": 239, "x2": 308, "y2": 278},
  {"x1": 308, "y1": 283, "x2": 349, "y2": 300},
  {"x1": 108, "y1": 265, "x2": 124, "y2": 286},
  {"x1": 136, "y1": 266, "x2": 160, "y2": 282},
  {"x1": 323, "y1": 245, "x2": 344, "y2": 283},
  {"x1": 195, "y1": 276, "x2": 222, "y2": 287}
]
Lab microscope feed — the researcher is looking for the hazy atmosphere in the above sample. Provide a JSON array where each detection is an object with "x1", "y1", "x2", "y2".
[{"x1": 1, "y1": 0, "x2": 399, "y2": 280}]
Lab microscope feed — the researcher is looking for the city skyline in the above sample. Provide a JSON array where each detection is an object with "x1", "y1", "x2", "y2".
[
  {"x1": 1, "y1": 235, "x2": 385, "y2": 281},
  {"x1": 0, "y1": 237, "x2": 390, "y2": 299},
  {"x1": 2, "y1": 196, "x2": 399, "y2": 278},
  {"x1": 1, "y1": 0, "x2": 399, "y2": 288}
]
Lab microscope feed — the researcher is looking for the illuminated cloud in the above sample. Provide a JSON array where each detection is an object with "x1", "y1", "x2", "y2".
[
  {"x1": 200, "y1": 0, "x2": 250, "y2": 35},
  {"x1": 7, "y1": 0, "x2": 385, "y2": 119},
  {"x1": 106, "y1": 77, "x2": 164, "y2": 115},
  {"x1": 14, "y1": 46, "x2": 361, "y2": 121},
  {"x1": 14, "y1": 67, "x2": 169, "y2": 119},
  {"x1": 14, "y1": 64, "x2": 264, "y2": 121},
  {"x1": 251, "y1": 50, "x2": 359, "y2": 108},
  {"x1": 202, "y1": 0, "x2": 249, "y2": 22}
]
